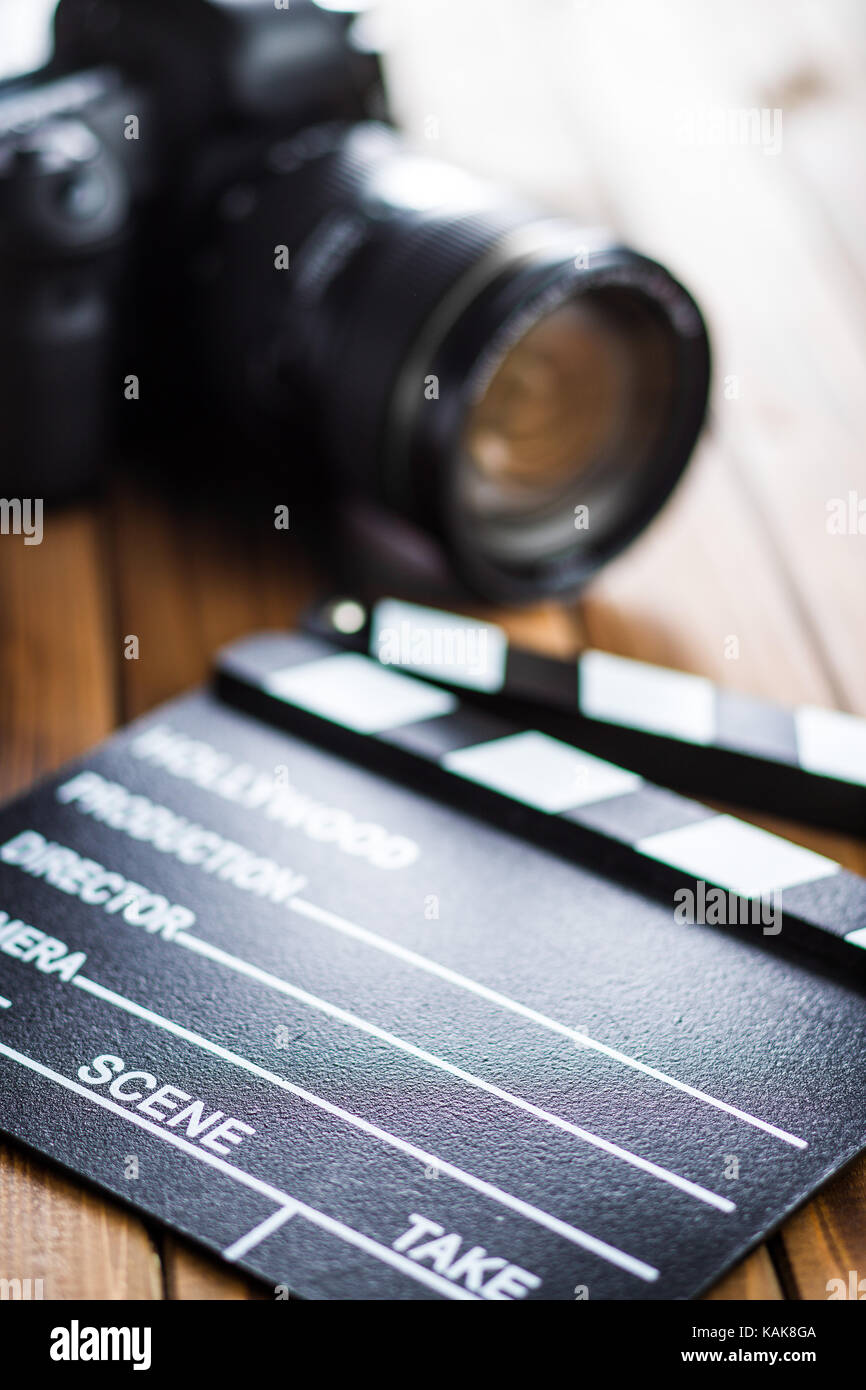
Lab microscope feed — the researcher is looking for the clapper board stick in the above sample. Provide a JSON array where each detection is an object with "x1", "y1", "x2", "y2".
[
  {"x1": 216, "y1": 632, "x2": 866, "y2": 973},
  {"x1": 303, "y1": 596, "x2": 866, "y2": 837}
]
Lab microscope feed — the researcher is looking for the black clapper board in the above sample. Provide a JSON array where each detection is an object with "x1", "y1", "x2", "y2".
[
  {"x1": 0, "y1": 631, "x2": 865, "y2": 1301},
  {"x1": 304, "y1": 596, "x2": 866, "y2": 835}
]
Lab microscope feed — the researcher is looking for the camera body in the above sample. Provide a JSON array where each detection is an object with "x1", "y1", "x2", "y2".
[{"x1": 0, "y1": 0, "x2": 383, "y2": 496}]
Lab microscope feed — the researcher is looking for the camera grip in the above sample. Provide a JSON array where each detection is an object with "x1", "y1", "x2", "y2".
[{"x1": 0, "y1": 261, "x2": 119, "y2": 497}]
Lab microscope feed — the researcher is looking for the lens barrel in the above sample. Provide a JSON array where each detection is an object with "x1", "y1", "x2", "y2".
[{"x1": 199, "y1": 122, "x2": 710, "y2": 602}]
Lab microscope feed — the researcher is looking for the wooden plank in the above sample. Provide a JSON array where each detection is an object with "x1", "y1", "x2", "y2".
[
  {"x1": 107, "y1": 484, "x2": 320, "y2": 719},
  {"x1": 162, "y1": 1237, "x2": 268, "y2": 1300},
  {"x1": 704, "y1": 1248, "x2": 784, "y2": 1301},
  {"x1": 776, "y1": 1157, "x2": 866, "y2": 1300},
  {"x1": 0, "y1": 508, "x2": 114, "y2": 798},
  {"x1": 0, "y1": 1148, "x2": 163, "y2": 1301},
  {"x1": 546, "y1": 0, "x2": 866, "y2": 712},
  {"x1": 579, "y1": 441, "x2": 840, "y2": 705},
  {"x1": 0, "y1": 504, "x2": 162, "y2": 1300}
]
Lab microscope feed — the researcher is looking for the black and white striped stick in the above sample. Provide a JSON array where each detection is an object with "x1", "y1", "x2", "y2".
[
  {"x1": 216, "y1": 631, "x2": 866, "y2": 973},
  {"x1": 303, "y1": 596, "x2": 866, "y2": 836}
]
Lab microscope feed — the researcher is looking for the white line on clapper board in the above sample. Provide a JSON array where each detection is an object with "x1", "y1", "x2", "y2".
[
  {"x1": 174, "y1": 929, "x2": 734, "y2": 1212},
  {"x1": 223, "y1": 1206, "x2": 295, "y2": 1263},
  {"x1": 288, "y1": 896, "x2": 808, "y2": 1149}
]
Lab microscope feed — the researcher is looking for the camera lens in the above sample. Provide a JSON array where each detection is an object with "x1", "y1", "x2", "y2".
[
  {"x1": 465, "y1": 300, "x2": 627, "y2": 501},
  {"x1": 459, "y1": 291, "x2": 676, "y2": 572},
  {"x1": 201, "y1": 123, "x2": 709, "y2": 602}
]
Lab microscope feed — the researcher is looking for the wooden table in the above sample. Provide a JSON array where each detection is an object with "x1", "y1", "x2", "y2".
[{"x1": 1, "y1": 0, "x2": 864, "y2": 1301}]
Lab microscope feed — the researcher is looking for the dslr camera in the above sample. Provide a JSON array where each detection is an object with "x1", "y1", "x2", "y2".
[{"x1": 0, "y1": 0, "x2": 710, "y2": 601}]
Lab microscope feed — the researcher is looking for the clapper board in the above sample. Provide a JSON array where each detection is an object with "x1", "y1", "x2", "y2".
[
  {"x1": 0, "y1": 628, "x2": 865, "y2": 1301},
  {"x1": 306, "y1": 596, "x2": 866, "y2": 835}
]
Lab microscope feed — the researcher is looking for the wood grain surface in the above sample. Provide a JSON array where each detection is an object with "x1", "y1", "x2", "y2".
[{"x1": 0, "y1": 0, "x2": 864, "y2": 1301}]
